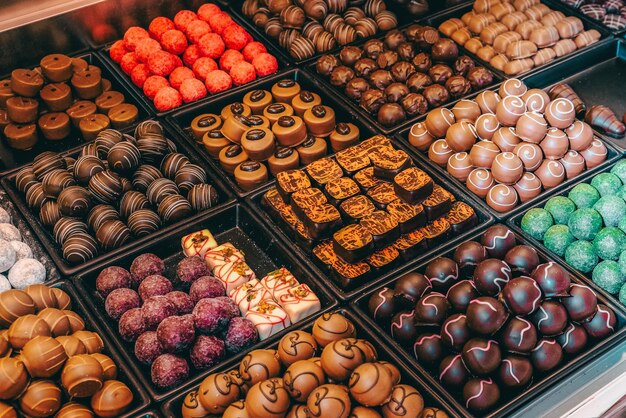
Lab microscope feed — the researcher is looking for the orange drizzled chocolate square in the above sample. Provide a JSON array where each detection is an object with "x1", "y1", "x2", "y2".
[
  {"x1": 354, "y1": 167, "x2": 384, "y2": 190},
  {"x1": 393, "y1": 167, "x2": 434, "y2": 204},
  {"x1": 367, "y1": 182, "x2": 400, "y2": 209},
  {"x1": 361, "y1": 210, "x2": 400, "y2": 248},
  {"x1": 422, "y1": 184, "x2": 453, "y2": 221},
  {"x1": 336, "y1": 147, "x2": 371, "y2": 173},
  {"x1": 332, "y1": 223, "x2": 374, "y2": 263},
  {"x1": 371, "y1": 148, "x2": 413, "y2": 180},
  {"x1": 302, "y1": 204, "x2": 342, "y2": 239},
  {"x1": 279, "y1": 205, "x2": 300, "y2": 227},
  {"x1": 263, "y1": 188, "x2": 288, "y2": 213},
  {"x1": 332, "y1": 258, "x2": 371, "y2": 287},
  {"x1": 306, "y1": 157, "x2": 343, "y2": 185},
  {"x1": 291, "y1": 188, "x2": 327, "y2": 218},
  {"x1": 366, "y1": 246, "x2": 400, "y2": 268},
  {"x1": 312, "y1": 240, "x2": 337, "y2": 267},
  {"x1": 325, "y1": 177, "x2": 360, "y2": 202},
  {"x1": 446, "y1": 201, "x2": 478, "y2": 233},
  {"x1": 358, "y1": 135, "x2": 392, "y2": 153},
  {"x1": 340, "y1": 195, "x2": 376, "y2": 221},
  {"x1": 387, "y1": 200, "x2": 426, "y2": 233},
  {"x1": 420, "y1": 218, "x2": 451, "y2": 246},
  {"x1": 276, "y1": 169, "x2": 311, "y2": 200}
]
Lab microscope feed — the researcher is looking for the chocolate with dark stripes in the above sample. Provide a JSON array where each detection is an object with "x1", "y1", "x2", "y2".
[
  {"x1": 324, "y1": 177, "x2": 360, "y2": 206},
  {"x1": 446, "y1": 201, "x2": 478, "y2": 233},
  {"x1": 387, "y1": 200, "x2": 426, "y2": 233},
  {"x1": 276, "y1": 169, "x2": 311, "y2": 202},
  {"x1": 302, "y1": 204, "x2": 342, "y2": 240},
  {"x1": 305, "y1": 157, "x2": 343, "y2": 186}
]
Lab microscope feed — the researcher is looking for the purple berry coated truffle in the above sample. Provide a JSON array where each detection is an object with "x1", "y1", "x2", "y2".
[
  {"x1": 224, "y1": 317, "x2": 259, "y2": 353},
  {"x1": 215, "y1": 296, "x2": 240, "y2": 318},
  {"x1": 138, "y1": 275, "x2": 174, "y2": 301},
  {"x1": 151, "y1": 353, "x2": 189, "y2": 388},
  {"x1": 157, "y1": 315, "x2": 196, "y2": 353},
  {"x1": 142, "y1": 296, "x2": 177, "y2": 330},
  {"x1": 118, "y1": 307, "x2": 146, "y2": 342},
  {"x1": 105, "y1": 288, "x2": 141, "y2": 320},
  {"x1": 177, "y1": 256, "x2": 211, "y2": 287},
  {"x1": 189, "y1": 276, "x2": 225, "y2": 303},
  {"x1": 190, "y1": 335, "x2": 225, "y2": 370},
  {"x1": 135, "y1": 331, "x2": 164, "y2": 364},
  {"x1": 130, "y1": 253, "x2": 165, "y2": 286},
  {"x1": 96, "y1": 266, "x2": 132, "y2": 297},
  {"x1": 166, "y1": 291, "x2": 194, "y2": 315},
  {"x1": 193, "y1": 298, "x2": 237, "y2": 334}
]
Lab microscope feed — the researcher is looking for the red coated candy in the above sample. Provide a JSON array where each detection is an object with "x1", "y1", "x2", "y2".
[
  {"x1": 252, "y1": 53, "x2": 279, "y2": 77},
  {"x1": 120, "y1": 52, "x2": 140, "y2": 75},
  {"x1": 180, "y1": 78, "x2": 208, "y2": 103},
  {"x1": 223, "y1": 24, "x2": 252, "y2": 51},
  {"x1": 197, "y1": 3, "x2": 222, "y2": 22},
  {"x1": 205, "y1": 70, "x2": 232, "y2": 94},
  {"x1": 242, "y1": 42, "x2": 267, "y2": 62},
  {"x1": 208, "y1": 12, "x2": 234, "y2": 35},
  {"x1": 160, "y1": 29, "x2": 188, "y2": 55},
  {"x1": 198, "y1": 33, "x2": 225, "y2": 59},
  {"x1": 148, "y1": 50, "x2": 179, "y2": 77},
  {"x1": 109, "y1": 40, "x2": 129, "y2": 63},
  {"x1": 135, "y1": 38, "x2": 162, "y2": 63},
  {"x1": 154, "y1": 87, "x2": 183, "y2": 111},
  {"x1": 169, "y1": 67, "x2": 196, "y2": 90},
  {"x1": 174, "y1": 10, "x2": 198, "y2": 32},
  {"x1": 131, "y1": 64, "x2": 151, "y2": 88},
  {"x1": 183, "y1": 45, "x2": 202, "y2": 67},
  {"x1": 192, "y1": 57, "x2": 218, "y2": 81},
  {"x1": 123, "y1": 26, "x2": 150, "y2": 51},
  {"x1": 186, "y1": 19, "x2": 212, "y2": 45},
  {"x1": 230, "y1": 61, "x2": 256, "y2": 86},
  {"x1": 149, "y1": 17, "x2": 176, "y2": 40},
  {"x1": 219, "y1": 49, "x2": 245, "y2": 72},
  {"x1": 143, "y1": 75, "x2": 170, "y2": 100}
]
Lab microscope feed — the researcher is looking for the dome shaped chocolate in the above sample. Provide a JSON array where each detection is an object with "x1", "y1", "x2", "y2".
[
  {"x1": 501, "y1": 276, "x2": 543, "y2": 316},
  {"x1": 472, "y1": 259, "x2": 512, "y2": 296},
  {"x1": 466, "y1": 296, "x2": 508, "y2": 335},
  {"x1": 480, "y1": 225, "x2": 516, "y2": 258},
  {"x1": 530, "y1": 262, "x2": 571, "y2": 297}
]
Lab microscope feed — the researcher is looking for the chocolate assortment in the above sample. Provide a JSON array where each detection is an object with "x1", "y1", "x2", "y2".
[
  {"x1": 559, "y1": 0, "x2": 626, "y2": 31},
  {"x1": 178, "y1": 311, "x2": 449, "y2": 418},
  {"x1": 262, "y1": 135, "x2": 478, "y2": 289},
  {"x1": 408, "y1": 79, "x2": 609, "y2": 213},
  {"x1": 362, "y1": 225, "x2": 619, "y2": 413},
  {"x1": 188, "y1": 78, "x2": 364, "y2": 192},
  {"x1": 520, "y1": 159, "x2": 626, "y2": 307},
  {"x1": 12, "y1": 120, "x2": 220, "y2": 265},
  {"x1": 438, "y1": 1, "x2": 603, "y2": 75},
  {"x1": 1, "y1": 54, "x2": 139, "y2": 151},
  {"x1": 0, "y1": 283, "x2": 135, "y2": 417},
  {"x1": 241, "y1": 0, "x2": 399, "y2": 61},
  {"x1": 315, "y1": 25, "x2": 496, "y2": 127}
]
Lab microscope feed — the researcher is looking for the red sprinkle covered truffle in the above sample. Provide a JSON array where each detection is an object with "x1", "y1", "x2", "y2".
[{"x1": 205, "y1": 70, "x2": 232, "y2": 94}]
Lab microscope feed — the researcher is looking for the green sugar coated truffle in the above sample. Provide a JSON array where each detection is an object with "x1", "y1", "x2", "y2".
[
  {"x1": 610, "y1": 159, "x2": 626, "y2": 184},
  {"x1": 592, "y1": 260, "x2": 625, "y2": 294},
  {"x1": 520, "y1": 208, "x2": 554, "y2": 240},
  {"x1": 544, "y1": 225, "x2": 575, "y2": 257},
  {"x1": 568, "y1": 208, "x2": 603, "y2": 241},
  {"x1": 616, "y1": 185, "x2": 626, "y2": 202},
  {"x1": 590, "y1": 173, "x2": 622, "y2": 197},
  {"x1": 545, "y1": 196, "x2": 576, "y2": 225},
  {"x1": 593, "y1": 195, "x2": 626, "y2": 227},
  {"x1": 619, "y1": 283, "x2": 626, "y2": 305},
  {"x1": 618, "y1": 250, "x2": 626, "y2": 275},
  {"x1": 592, "y1": 227, "x2": 626, "y2": 260},
  {"x1": 568, "y1": 183, "x2": 600, "y2": 209},
  {"x1": 619, "y1": 217, "x2": 626, "y2": 235},
  {"x1": 565, "y1": 240, "x2": 598, "y2": 273}
]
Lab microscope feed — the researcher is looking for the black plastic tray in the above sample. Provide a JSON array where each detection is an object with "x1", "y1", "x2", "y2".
[
  {"x1": 351, "y1": 226, "x2": 626, "y2": 418},
  {"x1": 508, "y1": 160, "x2": 626, "y2": 309},
  {"x1": 423, "y1": 0, "x2": 612, "y2": 80},
  {"x1": 306, "y1": 22, "x2": 504, "y2": 136},
  {"x1": 97, "y1": 2, "x2": 290, "y2": 118},
  {"x1": 131, "y1": 411, "x2": 163, "y2": 418},
  {"x1": 167, "y1": 68, "x2": 379, "y2": 197},
  {"x1": 246, "y1": 139, "x2": 494, "y2": 302},
  {"x1": 0, "y1": 52, "x2": 151, "y2": 173},
  {"x1": 1, "y1": 120, "x2": 235, "y2": 277},
  {"x1": 394, "y1": 90, "x2": 622, "y2": 222},
  {"x1": 522, "y1": 38, "x2": 626, "y2": 153},
  {"x1": 16, "y1": 279, "x2": 151, "y2": 417},
  {"x1": 160, "y1": 308, "x2": 462, "y2": 418},
  {"x1": 72, "y1": 203, "x2": 338, "y2": 402}
]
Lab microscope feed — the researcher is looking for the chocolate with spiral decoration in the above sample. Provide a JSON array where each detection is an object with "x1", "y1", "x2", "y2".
[
  {"x1": 548, "y1": 83, "x2": 585, "y2": 116},
  {"x1": 174, "y1": 164, "x2": 207, "y2": 194},
  {"x1": 58, "y1": 186, "x2": 92, "y2": 218},
  {"x1": 63, "y1": 232, "x2": 98, "y2": 264},
  {"x1": 96, "y1": 220, "x2": 130, "y2": 250},
  {"x1": 132, "y1": 165, "x2": 162, "y2": 192}
]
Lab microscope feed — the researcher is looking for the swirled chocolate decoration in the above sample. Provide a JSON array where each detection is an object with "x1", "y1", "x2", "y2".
[
  {"x1": 275, "y1": 146, "x2": 294, "y2": 158},
  {"x1": 278, "y1": 116, "x2": 295, "y2": 127},
  {"x1": 197, "y1": 115, "x2": 216, "y2": 127},
  {"x1": 247, "y1": 116, "x2": 264, "y2": 126},
  {"x1": 278, "y1": 79, "x2": 295, "y2": 88},
  {"x1": 246, "y1": 129, "x2": 266, "y2": 140},
  {"x1": 240, "y1": 161, "x2": 261, "y2": 172},
  {"x1": 250, "y1": 90, "x2": 266, "y2": 102},
  {"x1": 225, "y1": 145, "x2": 243, "y2": 158},
  {"x1": 267, "y1": 104, "x2": 286, "y2": 114},
  {"x1": 300, "y1": 91, "x2": 314, "y2": 103},
  {"x1": 336, "y1": 122, "x2": 350, "y2": 135},
  {"x1": 231, "y1": 102, "x2": 244, "y2": 115},
  {"x1": 208, "y1": 129, "x2": 224, "y2": 138},
  {"x1": 311, "y1": 105, "x2": 326, "y2": 118}
]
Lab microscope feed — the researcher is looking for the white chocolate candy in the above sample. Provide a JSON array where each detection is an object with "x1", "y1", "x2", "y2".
[
  {"x1": 245, "y1": 299, "x2": 291, "y2": 340},
  {"x1": 229, "y1": 279, "x2": 271, "y2": 314},
  {"x1": 278, "y1": 284, "x2": 321, "y2": 323},
  {"x1": 204, "y1": 243, "x2": 245, "y2": 270},
  {"x1": 181, "y1": 229, "x2": 217, "y2": 258},
  {"x1": 260, "y1": 268, "x2": 299, "y2": 300},
  {"x1": 214, "y1": 260, "x2": 255, "y2": 293}
]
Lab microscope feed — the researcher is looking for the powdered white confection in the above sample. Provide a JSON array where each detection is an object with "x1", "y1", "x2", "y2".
[
  {"x1": 0, "y1": 223, "x2": 21, "y2": 242},
  {"x1": 0, "y1": 208, "x2": 11, "y2": 224},
  {"x1": 8, "y1": 258, "x2": 45, "y2": 289},
  {"x1": 0, "y1": 240, "x2": 16, "y2": 272},
  {"x1": 0, "y1": 274, "x2": 10, "y2": 291},
  {"x1": 9, "y1": 241, "x2": 32, "y2": 261}
]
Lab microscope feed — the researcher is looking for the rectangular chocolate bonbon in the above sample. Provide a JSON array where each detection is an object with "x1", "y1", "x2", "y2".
[
  {"x1": 339, "y1": 195, "x2": 377, "y2": 223},
  {"x1": 361, "y1": 210, "x2": 401, "y2": 249},
  {"x1": 446, "y1": 201, "x2": 478, "y2": 233},
  {"x1": 302, "y1": 204, "x2": 343, "y2": 240},
  {"x1": 367, "y1": 182, "x2": 400, "y2": 210},
  {"x1": 422, "y1": 184, "x2": 453, "y2": 221},
  {"x1": 332, "y1": 223, "x2": 375, "y2": 263},
  {"x1": 305, "y1": 157, "x2": 343, "y2": 186},
  {"x1": 324, "y1": 177, "x2": 361, "y2": 206},
  {"x1": 393, "y1": 167, "x2": 435, "y2": 205},
  {"x1": 290, "y1": 188, "x2": 328, "y2": 218},
  {"x1": 371, "y1": 147, "x2": 414, "y2": 180},
  {"x1": 387, "y1": 200, "x2": 427, "y2": 234},
  {"x1": 276, "y1": 169, "x2": 311, "y2": 202}
]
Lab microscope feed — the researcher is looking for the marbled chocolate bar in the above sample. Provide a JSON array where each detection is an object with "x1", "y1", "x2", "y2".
[
  {"x1": 387, "y1": 200, "x2": 426, "y2": 234},
  {"x1": 366, "y1": 245, "x2": 400, "y2": 269},
  {"x1": 302, "y1": 204, "x2": 342, "y2": 239},
  {"x1": 354, "y1": 167, "x2": 384, "y2": 191},
  {"x1": 263, "y1": 188, "x2": 288, "y2": 215},
  {"x1": 358, "y1": 135, "x2": 392, "y2": 153},
  {"x1": 367, "y1": 182, "x2": 400, "y2": 210},
  {"x1": 306, "y1": 157, "x2": 343, "y2": 186},
  {"x1": 295, "y1": 220, "x2": 316, "y2": 251},
  {"x1": 422, "y1": 184, "x2": 453, "y2": 221},
  {"x1": 360, "y1": 210, "x2": 400, "y2": 249},
  {"x1": 446, "y1": 201, "x2": 478, "y2": 233},
  {"x1": 312, "y1": 240, "x2": 337, "y2": 271},
  {"x1": 336, "y1": 147, "x2": 371, "y2": 174},
  {"x1": 324, "y1": 177, "x2": 360, "y2": 206},
  {"x1": 394, "y1": 229, "x2": 426, "y2": 261},
  {"x1": 331, "y1": 258, "x2": 371, "y2": 289},
  {"x1": 420, "y1": 218, "x2": 451, "y2": 248},
  {"x1": 276, "y1": 169, "x2": 311, "y2": 202},
  {"x1": 339, "y1": 195, "x2": 376, "y2": 222},
  {"x1": 291, "y1": 187, "x2": 327, "y2": 218},
  {"x1": 393, "y1": 167, "x2": 434, "y2": 205},
  {"x1": 371, "y1": 147, "x2": 413, "y2": 180},
  {"x1": 332, "y1": 223, "x2": 374, "y2": 263}
]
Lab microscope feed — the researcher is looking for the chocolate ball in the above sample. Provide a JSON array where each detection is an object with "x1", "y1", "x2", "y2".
[
  {"x1": 345, "y1": 78, "x2": 370, "y2": 101},
  {"x1": 431, "y1": 38, "x2": 458, "y2": 62},
  {"x1": 514, "y1": 172, "x2": 543, "y2": 202},
  {"x1": 424, "y1": 257, "x2": 459, "y2": 291},
  {"x1": 151, "y1": 353, "x2": 189, "y2": 388},
  {"x1": 391, "y1": 310, "x2": 418, "y2": 343},
  {"x1": 441, "y1": 313, "x2": 471, "y2": 351},
  {"x1": 312, "y1": 312, "x2": 356, "y2": 347},
  {"x1": 463, "y1": 378, "x2": 500, "y2": 412},
  {"x1": 412, "y1": 52, "x2": 432, "y2": 72},
  {"x1": 556, "y1": 323, "x2": 588, "y2": 355},
  {"x1": 545, "y1": 98, "x2": 576, "y2": 129},
  {"x1": 531, "y1": 338, "x2": 563, "y2": 372},
  {"x1": 330, "y1": 66, "x2": 355, "y2": 87},
  {"x1": 360, "y1": 89, "x2": 386, "y2": 114},
  {"x1": 377, "y1": 103, "x2": 406, "y2": 127},
  {"x1": 349, "y1": 362, "x2": 395, "y2": 406},
  {"x1": 514, "y1": 142, "x2": 543, "y2": 171},
  {"x1": 466, "y1": 168, "x2": 494, "y2": 198},
  {"x1": 504, "y1": 245, "x2": 540, "y2": 276},
  {"x1": 530, "y1": 262, "x2": 571, "y2": 297},
  {"x1": 401, "y1": 93, "x2": 428, "y2": 116},
  {"x1": 498, "y1": 355, "x2": 532, "y2": 388},
  {"x1": 446, "y1": 280, "x2": 479, "y2": 313},
  {"x1": 582, "y1": 304, "x2": 616, "y2": 339},
  {"x1": 368, "y1": 287, "x2": 397, "y2": 321},
  {"x1": 284, "y1": 359, "x2": 325, "y2": 403},
  {"x1": 561, "y1": 284, "x2": 597, "y2": 322},
  {"x1": 445, "y1": 122, "x2": 476, "y2": 152},
  {"x1": 423, "y1": 84, "x2": 450, "y2": 108},
  {"x1": 502, "y1": 276, "x2": 543, "y2": 316},
  {"x1": 277, "y1": 330, "x2": 317, "y2": 366},
  {"x1": 239, "y1": 349, "x2": 281, "y2": 387},
  {"x1": 453, "y1": 241, "x2": 487, "y2": 276},
  {"x1": 354, "y1": 58, "x2": 378, "y2": 78},
  {"x1": 468, "y1": 140, "x2": 499, "y2": 168},
  {"x1": 462, "y1": 338, "x2": 501, "y2": 375},
  {"x1": 530, "y1": 300, "x2": 568, "y2": 336},
  {"x1": 501, "y1": 316, "x2": 538, "y2": 354},
  {"x1": 380, "y1": 384, "x2": 424, "y2": 418},
  {"x1": 61, "y1": 354, "x2": 104, "y2": 397},
  {"x1": 413, "y1": 333, "x2": 443, "y2": 366},
  {"x1": 306, "y1": 384, "x2": 350, "y2": 418},
  {"x1": 105, "y1": 288, "x2": 140, "y2": 320},
  {"x1": 394, "y1": 272, "x2": 432, "y2": 306},
  {"x1": 415, "y1": 293, "x2": 450, "y2": 326},
  {"x1": 467, "y1": 67, "x2": 494, "y2": 90},
  {"x1": 491, "y1": 152, "x2": 523, "y2": 185},
  {"x1": 198, "y1": 372, "x2": 241, "y2": 414},
  {"x1": 466, "y1": 296, "x2": 508, "y2": 335},
  {"x1": 473, "y1": 259, "x2": 512, "y2": 296},
  {"x1": 438, "y1": 354, "x2": 468, "y2": 387}
]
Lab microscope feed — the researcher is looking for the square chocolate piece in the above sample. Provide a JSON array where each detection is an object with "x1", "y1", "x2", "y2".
[
  {"x1": 324, "y1": 177, "x2": 360, "y2": 206},
  {"x1": 229, "y1": 279, "x2": 271, "y2": 314},
  {"x1": 276, "y1": 169, "x2": 311, "y2": 202},
  {"x1": 214, "y1": 260, "x2": 256, "y2": 293},
  {"x1": 360, "y1": 210, "x2": 400, "y2": 249},
  {"x1": 366, "y1": 246, "x2": 400, "y2": 270},
  {"x1": 295, "y1": 220, "x2": 316, "y2": 251},
  {"x1": 302, "y1": 204, "x2": 343, "y2": 239},
  {"x1": 205, "y1": 243, "x2": 245, "y2": 270},
  {"x1": 339, "y1": 195, "x2": 376, "y2": 222},
  {"x1": 394, "y1": 229, "x2": 427, "y2": 261},
  {"x1": 263, "y1": 188, "x2": 288, "y2": 215},
  {"x1": 276, "y1": 283, "x2": 321, "y2": 323},
  {"x1": 279, "y1": 205, "x2": 300, "y2": 230},
  {"x1": 354, "y1": 167, "x2": 384, "y2": 191},
  {"x1": 371, "y1": 147, "x2": 413, "y2": 180},
  {"x1": 367, "y1": 182, "x2": 400, "y2": 210},
  {"x1": 306, "y1": 157, "x2": 343, "y2": 186},
  {"x1": 393, "y1": 167, "x2": 434, "y2": 204},
  {"x1": 332, "y1": 223, "x2": 374, "y2": 263},
  {"x1": 446, "y1": 201, "x2": 478, "y2": 233},
  {"x1": 331, "y1": 258, "x2": 371, "y2": 289},
  {"x1": 291, "y1": 187, "x2": 328, "y2": 218},
  {"x1": 245, "y1": 299, "x2": 291, "y2": 340},
  {"x1": 420, "y1": 218, "x2": 451, "y2": 248},
  {"x1": 260, "y1": 267, "x2": 299, "y2": 300},
  {"x1": 358, "y1": 135, "x2": 392, "y2": 154},
  {"x1": 336, "y1": 147, "x2": 371, "y2": 175},
  {"x1": 387, "y1": 200, "x2": 426, "y2": 234},
  {"x1": 422, "y1": 184, "x2": 453, "y2": 221},
  {"x1": 312, "y1": 240, "x2": 337, "y2": 272}
]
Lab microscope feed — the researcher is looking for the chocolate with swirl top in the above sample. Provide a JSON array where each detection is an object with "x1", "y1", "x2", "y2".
[
  {"x1": 393, "y1": 167, "x2": 434, "y2": 205},
  {"x1": 276, "y1": 169, "x2": 311, "y2": 202},
  {"x1": 332, "y1": 223, "x2": 374, "y2": 263}
]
